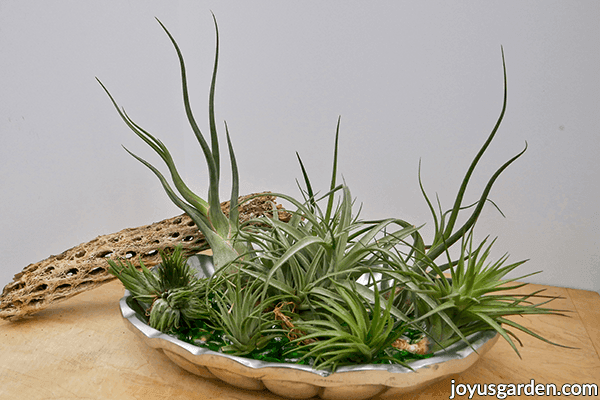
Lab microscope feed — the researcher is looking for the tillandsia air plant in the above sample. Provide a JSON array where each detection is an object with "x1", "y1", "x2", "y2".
[
  {"x1": 107, "y1": 245, "x2": 209, "y2": 332},
  {"x1": 97, "y1": 14, "x2": 243, "y2": 270},
  {"x1": 103, "y1": 14, "x2": 568, "y2": 371}
]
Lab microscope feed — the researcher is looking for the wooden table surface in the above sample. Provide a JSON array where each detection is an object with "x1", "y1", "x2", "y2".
[{"x1": 1, "y1": 279, "x2": 598, "y2": 399}]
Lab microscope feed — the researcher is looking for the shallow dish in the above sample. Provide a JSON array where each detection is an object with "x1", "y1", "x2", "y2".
[{"x1": 118, "y1": 254, "x2": 499, "y2": 400}]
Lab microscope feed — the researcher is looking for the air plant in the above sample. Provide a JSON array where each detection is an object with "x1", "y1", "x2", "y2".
[
  {"x1": 289, "y1": 278, "x2": 404, "y2": 370},
  {"x1": 414, "y1": 230, "x2": 569, "y2": 356},
  {"x1": 208, "y1": 271, "x2": 285, "y2": 355},
  {"x1": 108, "y1": 245, "x2": 209, "y2": 332},
  {"x1": 97, "y1": 13, "x2": 243, "y2": 269},
  {"x1": 103, "y1": 14, "x2": 567, "y2": 371}
]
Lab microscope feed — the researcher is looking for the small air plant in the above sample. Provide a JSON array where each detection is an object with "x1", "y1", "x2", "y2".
[
  {"x1": 107, "y1": 245, "x2": 208, "y2": 332},
  {"x1": 208, "y1": 271, "x2": 285, "y2": 355},
  {"x1": 416, "y1": 230, "x2": 569, "y2": 356},
  {"x1": 288, "y1": 278, "x2": 404, "y2": 370},
  {"x1": 104, "y1": 14, "x2": 568, "y2": 372}
]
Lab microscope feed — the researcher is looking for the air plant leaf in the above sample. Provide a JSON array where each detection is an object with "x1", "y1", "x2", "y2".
[{"x1": 418, "y1": 47, "x2": 528, "y2": 266}]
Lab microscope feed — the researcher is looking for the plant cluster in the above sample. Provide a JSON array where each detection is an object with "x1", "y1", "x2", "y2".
[{"x1": 104, "y1": 15, "x2": 567, "y2": 371}]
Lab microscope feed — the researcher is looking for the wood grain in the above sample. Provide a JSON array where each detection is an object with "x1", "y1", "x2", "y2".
[
  {"x1": 1, "y1": 280, "x2": 598, "y2": 399},
  {"x1": 568, "y1": 287, "x2": 600, "y2": 358}
]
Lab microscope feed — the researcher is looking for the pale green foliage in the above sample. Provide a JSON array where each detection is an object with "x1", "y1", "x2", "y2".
[
  {"x1": 209, "y1": 272, "x2": 284, "y2": 355},
  {"x1": 414, "y1": 231, "x2": 569, "y2": 356},
  {"x1": 291, "y1": 280, "x2": 403, "y2": 370},
  {"x1": 108, "y1": 245, "x2": 209, "y2": 332},
  {"x1": 104, "y1": 15, "x2": 567, "y2": 369},
  {"x1": 98, "y1": 14, "x2": 242, "y2": 269}
]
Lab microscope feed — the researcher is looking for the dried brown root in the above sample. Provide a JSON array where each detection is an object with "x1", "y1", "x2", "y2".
[
  {"x1": 0, "y1": 192, "x2": 289, "y2": 321},
  {"x1": 392, "y1": 337, "x2": 429, "y2": 355},
  {"x1": 273, "y1": 302, "x2": 316, "y2": 345},
  {"x1": 274, "y1": 301, "x2": 301, "y2": 340}
]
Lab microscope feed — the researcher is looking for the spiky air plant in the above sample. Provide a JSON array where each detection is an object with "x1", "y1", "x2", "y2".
[
  {"x1": 410, "y1": 230, "x2": 570, "y2": 356},
  {"x1": 232, "y1": 120, "x2": 423, "y2": 312},
  {"x1": 376, "y1": 48, "x2": 570, "y2": 355},
  {"x1": 97, "y1": 13, "x2": 243, "y2": 270},
  {"x1": 108, "y1": 245, "x2": 209, "y2": 332},
  {"x1": 288, "y1": 279, "x2": 405, "y2": 370},
  {"x1": 208, "y1": 271, "x2": 287, "y2": 355}
]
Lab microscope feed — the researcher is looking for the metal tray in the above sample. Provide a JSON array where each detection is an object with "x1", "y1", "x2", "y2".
[{"x1": 118, "y1": 254, "x2": 499, "y2": 400}]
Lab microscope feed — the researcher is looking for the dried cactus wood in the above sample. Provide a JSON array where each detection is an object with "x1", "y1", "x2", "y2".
[{"x1": 0, "y1": 193, "x2": 287, "y2": 321}]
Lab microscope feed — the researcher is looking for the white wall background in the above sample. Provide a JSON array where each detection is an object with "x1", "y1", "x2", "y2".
[{"x1": 1, "y1": 1, "x2": 598, "y2": 293}]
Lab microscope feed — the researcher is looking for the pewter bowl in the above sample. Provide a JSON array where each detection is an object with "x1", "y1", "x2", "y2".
[{"x1": 118, "y1": 254, "x2": 499, "y2": 400}]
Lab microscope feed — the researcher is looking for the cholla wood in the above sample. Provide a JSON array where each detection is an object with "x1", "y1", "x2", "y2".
[{"x1": 0, "y1": 193, "x2": 287, "y2": 321}]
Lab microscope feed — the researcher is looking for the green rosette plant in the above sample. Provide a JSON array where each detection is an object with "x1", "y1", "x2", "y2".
[
  {"x1": 411, "y1": 230, "x2": 569, "y2": 356},
  {"x1": 107, "y1": 245, "x2": 210, "y2": 332},
  {"x1": 102, "y1": 14, "x2": 568, "y2": 371}
]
